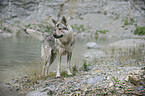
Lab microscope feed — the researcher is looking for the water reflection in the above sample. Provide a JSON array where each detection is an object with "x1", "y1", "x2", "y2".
[{"x1": 0, "y1": 36, "x2": 88, "y2": 83}]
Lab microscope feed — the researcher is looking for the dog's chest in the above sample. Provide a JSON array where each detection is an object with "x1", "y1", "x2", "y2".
[
  {"x1": 44, "y1": 34, "x2": 74, "y2": 54},
  {"x1": 58, "y1": 34, "x2": 73, "y2": 48}
]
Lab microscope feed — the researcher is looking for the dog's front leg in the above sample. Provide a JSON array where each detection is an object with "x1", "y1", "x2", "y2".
[
  {"x1": 67, "y1": 52, "x2": 72, "y2": 75},
  {"x1": 42, "y1": 56, "x2": 46, "y2": 76},
  {"x1": 56, "y1": 52, "x2": 61, "y2": 77}
]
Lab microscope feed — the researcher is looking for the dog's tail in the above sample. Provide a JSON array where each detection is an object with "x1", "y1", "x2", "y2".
[{"x1": 25, "y1": 29, "x2": 44, "y2": 41}]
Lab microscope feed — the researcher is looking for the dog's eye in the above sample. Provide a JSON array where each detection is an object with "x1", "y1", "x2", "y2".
[
  {"x1": 63, "y1": 27, "x2": 68, "y2": 30},
  {"x1": 59, "y1": 28, "x2": 62, "y2": 30},
  {"x1": 57, "y1": 24, "x2": 60, "y2": 27}
]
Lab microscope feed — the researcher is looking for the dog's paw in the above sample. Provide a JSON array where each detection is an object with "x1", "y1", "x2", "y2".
[
  {"x1": 56, "y1": 75, "x2": 60, "y2": 78},
  {"x1": 67, "y1": 72, "x2": 73, "y2": 76},
  {"x1": 56, "y1": 73, "x2": 60, "y2": 78},
  {"x1": 45, "y1": 73, "x2": 48, "y2": 77}
]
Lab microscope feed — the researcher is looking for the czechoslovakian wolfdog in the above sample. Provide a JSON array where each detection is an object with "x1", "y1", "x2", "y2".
[{"x1": 26, "y1": 16, "x2": 75, "y2": 77}]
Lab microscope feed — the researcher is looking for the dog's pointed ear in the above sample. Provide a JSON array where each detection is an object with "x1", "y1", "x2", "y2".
[
  {"x1": 52, "y1": 19, "x2": 57, "y2": 25},
  {"x1": 62, "y1": 16, "x2": 67, "y2": 25}
]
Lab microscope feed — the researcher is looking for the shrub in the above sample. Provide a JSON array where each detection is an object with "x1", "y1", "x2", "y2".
[{"x1": 134, "y1": 26, "x2": 145, "y2": 35}]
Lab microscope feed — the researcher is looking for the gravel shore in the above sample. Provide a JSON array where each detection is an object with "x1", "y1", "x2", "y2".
[{"x1": 6, "y1": 43, "x2": 145, "y2": 95}]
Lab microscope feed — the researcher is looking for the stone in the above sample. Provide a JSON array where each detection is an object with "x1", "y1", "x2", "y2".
[
  {"x1": 109, "y1": 82, "x2": 114, "y2": 87},
  {"x1": 0, "y1": 29, "x2": 2, "y2": 33},
  {"x1": 13, "y1": 83, "x2": 20, "y2": 87},
  {"x1": 1, "y1": 32, "x2": 12, "y2": 37},
  {"x1": 86, "y1": 42, "x2": 100, "y2": 49}
]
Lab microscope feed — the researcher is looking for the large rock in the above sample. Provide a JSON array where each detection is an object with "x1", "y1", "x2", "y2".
[{"x1": 86, "y1": 42, "x2": 100, "y2": 49}]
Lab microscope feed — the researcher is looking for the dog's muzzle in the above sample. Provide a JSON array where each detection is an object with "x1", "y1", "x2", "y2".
[{"x1": 53, "y1": 33, "x2": 63, "y2": 39}]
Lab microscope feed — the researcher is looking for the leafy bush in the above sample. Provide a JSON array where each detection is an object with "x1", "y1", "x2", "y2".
[{"x1": 134, "y1": 26, "x2": 145, "y2": 35}]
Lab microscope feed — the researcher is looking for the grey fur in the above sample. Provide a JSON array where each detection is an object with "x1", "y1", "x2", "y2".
[{"x1": 26, "y1": 16, "x2": 75, "y2": 77}]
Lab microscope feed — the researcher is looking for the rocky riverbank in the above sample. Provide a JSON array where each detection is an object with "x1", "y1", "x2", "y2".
[
  {"x1": 26, "y1": 65, "x2": 145, "y2": 96},
  {"x1": 5, "y1": 38, "x2": 145, "y2": 95},
  {"x1": 6, "y1": 58, "x2": 145, "y2": 95}
]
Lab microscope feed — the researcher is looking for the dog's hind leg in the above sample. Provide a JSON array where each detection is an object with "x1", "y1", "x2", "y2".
[
  {"x1": 67, "y1": 52, "x2": 72, "y2": 75},
  {"x1": 42, "y1": 56, "x2": 47, "y2": 76},
  {"x1": 45, "y1": 50, "x2": 57, "y2": 76}
]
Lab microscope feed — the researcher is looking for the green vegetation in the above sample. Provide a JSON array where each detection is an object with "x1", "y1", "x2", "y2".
[
  {"x1": 83, "y1": 60, "x2": 88, "y2": 71},
  {"x1": 16, "y1": 30, "x2": 21, "y2": 36},
  {"x1": 95, "y1": 29, "x2": 109, "y2": 35},
  {"x1": 104, "y1": 11, "x2": 107, "y2": 15},
  {"x1": 121, "y1": 17, "x2": 137, "y2": 30},
  {"x1": 97, "y1": 11, "x2": 101, "y2": 14},
  {"x1": 125, "y1": 28, "x2": 128, "y2": 30},
  {"x1": 114, "y1": 16, "x2": 120, "y2": 20},
  {"x1": 123, "y1": 17, "x2": 135, "y2": 25},
  {"x1": 71, "y1": 24, "x2": 85, "y2": 33},
  {"x1": 133, "y1": 37, "x2": 145, "y2": 40},
  {"x1": 44, "y1": 24, "x2": 54, "y2": 33},
  {"x1": 121, "y1": 25, "x2": 125, "y2": 28},
  {"x1": 79, "y1": 17, "x2": 84, "y2": 20},
  {"x1": 134, "y1": 26, "x2": 145, "y2": 35},
  {"x1": 112, "y1": 76, "x2": 120, "y2": 86},
  {"x1": 60, "y1": 71, "x2": 69, "y2": 77},
  {"x1": 72, "y1": 64, "x2": 78, "y2": 75},
  {"x1": 24, "y1": 24, "x2": 31, "y2": 28}
]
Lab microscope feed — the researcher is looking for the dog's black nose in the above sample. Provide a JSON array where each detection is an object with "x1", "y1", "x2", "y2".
[{"x1": 53, "y1": 33, "x2": 63, "y2": 38}]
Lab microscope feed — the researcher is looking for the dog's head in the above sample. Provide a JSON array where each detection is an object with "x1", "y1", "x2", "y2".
[{"x1": 52, "y1": 16, "x2": 73, "y2": 39}]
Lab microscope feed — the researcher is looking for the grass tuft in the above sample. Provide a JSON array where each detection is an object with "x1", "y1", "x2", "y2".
[
  {"x1": 60, "y1": 71, "x2": 69, "y2": 77},
  {"x1": 83, "y1": 60, "x2": 88, "y2": 71},
  {"x1": 25, "y1": 61, "x2": 44, "y2": 84},
  {"x1": 72, "y1": 64, "x2": 78, "y2": 76}
]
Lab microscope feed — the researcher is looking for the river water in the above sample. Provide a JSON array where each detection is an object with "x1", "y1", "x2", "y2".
[{"x1": 0, "y1": 35, "x2": 118, "y2": 91}]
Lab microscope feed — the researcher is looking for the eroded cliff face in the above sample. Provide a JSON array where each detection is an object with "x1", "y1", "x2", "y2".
[
  {"x1": 0, "y1": 0, "x2": 66, "y2": 34},
  {"x1": 0, "y1": 0, "x2": 38, "y2": 22},
  {"x1": 0, "y1": 0, "x2": 144, "y2": 35}
]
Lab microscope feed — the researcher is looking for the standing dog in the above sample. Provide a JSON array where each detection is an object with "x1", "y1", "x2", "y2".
[
  {"x1": 26, "y1": 16, "x2": 75, "y2": 77},
  {"x1": 42, "y1": 16, "x2": 75, "y2": 77}
]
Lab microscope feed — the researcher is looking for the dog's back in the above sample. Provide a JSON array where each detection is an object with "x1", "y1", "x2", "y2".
[
  {"x1": 26, "y1": 16, "x2": 75, "y2": 77},
  {"x1": 41, "y1": 35, "x2": 57, "y2": 60}
]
